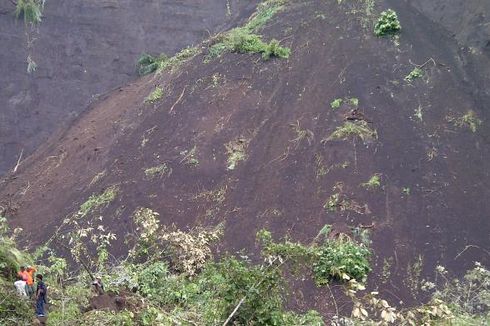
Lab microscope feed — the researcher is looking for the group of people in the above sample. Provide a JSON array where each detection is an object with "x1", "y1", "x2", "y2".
[{"x1": 14, "y1": 265, "x2": 47, "y2": 317}]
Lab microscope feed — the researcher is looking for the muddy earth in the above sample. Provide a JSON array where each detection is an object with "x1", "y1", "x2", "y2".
[
  {"x1": 0, "y1": 0, "x2": 258, "y2": 175},
  {"x1": 1, "y1": 0, "x2": 490, "y2": 318}
]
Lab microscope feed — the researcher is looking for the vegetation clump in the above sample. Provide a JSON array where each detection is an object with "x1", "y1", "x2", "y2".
[
  {"x1": 208, "y1": 28, "x2": 290, "y2": 61},
  {"x1": 330, "y1": 98, "x2": 343, "y2": 109},
  {"x1": 361, "y1": 174, "x2": 381, "y2": 190},
  {"x1": 206, "y1": 0, "x2": 290, "y2": 61},
  {"x1": 374, "y1": 9, "x2": 401, "y2": 36},
  {"x1": 405, "y1": 67, "x2": 424, "y2": 82},
  {"x1": 313, "y1": 235, "x2": 372, "y2": 285},
  {"x1": 137, "y1": 53, "x2": 169, "y2": 75},
  {"x1": 15, "y1": 0, "x2": 44, "y2": 24},
  {"x1": 78, "y1": 185, "x2": 119, "y2": 217},
  {"x1": 143, "y1": 163, "x2": 171, "y2": 179},
  {"x1": 326, "y1": 120, "x2": 377, "y2": 143},
  {"x1": 144, "y1": 86, "x2": 163, "y2": 103},
  {"x1": 452, "y1": 110, "x2": 482, "y2": 132}
]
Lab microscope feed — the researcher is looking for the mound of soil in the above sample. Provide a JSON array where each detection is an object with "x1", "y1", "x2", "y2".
[{"x1": 2, "y1": 0, "x2": 490, "y2": 315}]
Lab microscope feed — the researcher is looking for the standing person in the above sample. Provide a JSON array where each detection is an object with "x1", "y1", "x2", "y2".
[
  {"x1": 14, "y1": 275, "x2": 27, "y2": 297},
  {"x1": 18, "y1": 265, "x2": 29, "y2": 296},
  {"x1": 35, "y1": 274, "x2": 47, "y2": 317},
  {"x1": 26, "y1": 265, "x2": 37, "y2": 297}
]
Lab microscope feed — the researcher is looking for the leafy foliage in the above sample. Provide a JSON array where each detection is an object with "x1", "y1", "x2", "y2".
[
  {"x1": 144, "y1": 86, "x2": 163, "y2": 104},
  {"x1": 78, "y1": 185, "x2": 119, "y2": 218},
  {"x1": 137, "y1": 53, "x2": 168, "y2": 75},
  {"x1": 15, "y1": 0, "x2": 44, "y2": 24},
  {"x1": 374, "y1": 9, "x2": 401, "y2": 37},
  {"x1": 313, "y1": 235, "x2": 372, "y2": 285},
  {"x1": 404, "y1": 67, "x2": 424, "y2": 82}
]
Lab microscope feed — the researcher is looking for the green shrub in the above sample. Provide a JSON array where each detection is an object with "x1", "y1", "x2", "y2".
[
  {"x1": 15, "y1": 0, "x2": 43, "y2": 24},
  {"x1": 208, "y1": 28, "x2": 290, "y2": 61},
  {"x1": 405, "y1": 67, "x2": 424, "y2": 82},
  {"x1": 330, "y1": 98, "x2": 343, "y2": 109},
  {"x1": 137, "y1": 261, "x2": 169, "y2": 299},
  {"x1": 313, "y1": 236, "x2": 371, "y2": 285},
  {"x1": 374, "y1": 9, "x2": 401, "y2": 36},
  {"x1": 137, "y1": 53, "x2": 168, "y2": 75}
]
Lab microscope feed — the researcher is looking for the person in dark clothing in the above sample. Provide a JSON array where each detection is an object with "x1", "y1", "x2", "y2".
[{"x1": 35, "y1": 274, "x2": 47, "y2": 317}]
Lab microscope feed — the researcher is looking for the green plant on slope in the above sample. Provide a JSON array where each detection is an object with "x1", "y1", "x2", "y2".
[
  {"x1": 206, "y1": 0, "x2": 290, "y2": 62},
  {"x1": 137, "y1": 53, "x2": 168, "y2": 75},
  {"x1": 331, "y1": 98, "x2": 343, "y2": 109},
  {"x1": 15, "y1": 0, "x2": 44, "y2": 24},
  {"x1": 361, "y1": 174, "x2": 381, "y2": 190},
  {"x1": 374, "y1": 9, "x2": 401, "y2": 36},
  {"x1": 453, "y1": 110, "x2": 482, "y2": 133},
  {"x1": 313, "y1": 235, "x2": 372, "y2": 285},
  {"x1": 326, "y1": 120, "x2": 377, "y2": 143},
  {"x1": 404, "y1": 67, "x2": 424, "y2": 82},
  {"x1": 143, "y1": 163, "x2": 171, "y2": 179},
  {"x1": 144, "y1": 86, "x2": 163, "y2": 103},
  {"x1": 78, "y1": 185, "x2": 119, "y2": 217}
]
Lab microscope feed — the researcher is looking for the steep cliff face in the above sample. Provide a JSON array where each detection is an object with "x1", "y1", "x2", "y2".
[
  {"x1": 1, "y1": 0, "x2": 490, "y2": 311},
  {"x1": 0, "y1": 0, "x2": 258, "y2": 175}
]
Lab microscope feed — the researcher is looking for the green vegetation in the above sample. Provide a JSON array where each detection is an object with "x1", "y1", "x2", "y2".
[
  {"x1": 138, "y1": 47, "x2": 199, "y2": 75},
  {"x1": 15, "y1": 0, "x2": 44, "y2": 24},
  {"x1": 206, "y1": 0, "x2": 290, "y2": 62},
  {"x1": 349, "y1": 97, "x2": 359, "y2": 107},
  {"x1": 326, "y1": 120, "x2": 377, "y2": 143},
  {"x1": 405, "y1": 67, "x2": 424, "y2": 82},
  {"x1": 313, "y1": 235, "x2": 371, "y2": 285},
  {"x1": 137, "y1": 53, "x2": 169, "y2": 75},
  {"x1": 208, "y1": 28, "x2": 290, "y2": 61},
  {"x1": 374, "y1": 9, "x2": 401, "y2": 36},
  {"x1": 0, "y1": 213, "x2": 489, "y2": 325},
  {"x1": 453, "y1": 110, "x2": 482, "y2": 132},
  {"x1": 78, "y1": 185, "x2": 119, "y2": 217},
  {"x1": 361, "y1": 174, "x2": 381, "y2": 190},
  {"x1": 144, "y1": 86, "x2": 163, "y2": 103},
  {"x1": 143, "y1": 163, "x2": 171, "y2": 179},
  {"x1": 330, "y1": 98, "x2": 343, "y2": 109}
]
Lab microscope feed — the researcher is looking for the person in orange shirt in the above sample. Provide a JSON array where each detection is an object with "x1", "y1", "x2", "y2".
[
  {"x1": 18, "y1": 266, "x2": 30, "y2": 296},
  {"x1": 26, "y1": 265, "x2": 37, "y2": 297}
]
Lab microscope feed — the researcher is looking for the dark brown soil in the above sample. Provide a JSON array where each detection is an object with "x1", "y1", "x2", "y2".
[
  {"x1": 0, "y1": 0, "x2": 258, "y2": 175},
  {"x1": 2, "y1": 0, "x2": 490, "y2": 318}
]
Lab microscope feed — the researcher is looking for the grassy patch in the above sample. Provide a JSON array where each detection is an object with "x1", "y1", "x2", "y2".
[
  {"x1": 452, "y1": 110, "x2": 482, "y2": 132},
  {"x1": 15, "y1": 0, "x2": 44, "y2": 24},
  {"x1": 144, "y1": 86, "x2": 164, "y2": 103},
  {"x1": 208, "y1": 28, "x2": 290, "y2": 61},
  {"x1": 78, "y1": 185, "x2": 119, "y2": 217},
  {"x1": 374, "y1": 9, "x2": 401, "y2": 36},
  {"x1": 404, "y1": 67, "x2": 424, "y2": 83},
  {"x1": 144, "y1": 163, "x2": 171, "y2": 179},
  {"x1": 361, "y1": 174, "x2": 381, "y2": 190},
  {"x1": 326, "y1": 121, "x2": 377, "y2": 143},
  {"x1": 138, "y1": 47, "x2": 199, "y2": 75},
  {"x1": 205, "y1": 0, "x2": 290, "y2": 62}
]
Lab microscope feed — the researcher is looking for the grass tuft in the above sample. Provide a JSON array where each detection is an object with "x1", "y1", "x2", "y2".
[
  {"x1": 145, "y1": 86, "x2": 163, "y2": 104},
  {"x1": 326, "y1": 121, "x2": 377, "y2": 143}
]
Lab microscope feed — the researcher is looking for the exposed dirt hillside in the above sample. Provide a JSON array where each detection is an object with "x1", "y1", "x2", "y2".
[
  {"x1": 0, "y1": 0, "x2": 258, "y2": 175},
  {"x1": 2, "y1": 0, "x2": 490, "y2": 312}
]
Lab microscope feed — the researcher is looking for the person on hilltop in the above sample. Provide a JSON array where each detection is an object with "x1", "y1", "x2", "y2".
[
  {"x1": 26, "y1": 265, "x2": 37, "y2": 297},
  {"x1": 35, "y1": 274, "x2": 47, "y2": 317}
]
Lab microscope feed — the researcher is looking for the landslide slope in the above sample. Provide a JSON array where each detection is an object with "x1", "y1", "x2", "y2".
[
  {"x1": 2, "y1": 0, "x2": 490, "y2": 306},
  {"x1": 0, "y1": 0, "x2": 258, "y2": 175}
]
